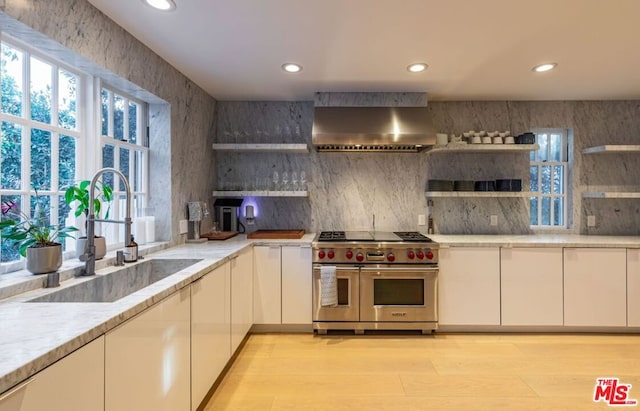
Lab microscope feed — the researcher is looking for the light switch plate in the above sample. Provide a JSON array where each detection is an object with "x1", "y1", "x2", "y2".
[
  {"x1": 587, "y1": 215, "x2": 596, "y2": 227},
  {"x1": 490, "y1": 215, "x2": 498, "y2": 226},
  {"x1": 179, "y1": 219, "x2": 188, "y2": 234},
  {"x1": 418, "y1": 214, "x2": 426, "y2": 226}
]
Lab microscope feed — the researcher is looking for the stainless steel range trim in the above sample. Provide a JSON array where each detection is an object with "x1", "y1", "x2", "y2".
[{"x1": 314, "y1": 321, "x2": 437, "y2": 335}]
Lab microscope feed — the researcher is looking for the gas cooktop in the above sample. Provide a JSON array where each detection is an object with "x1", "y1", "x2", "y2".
[{"x1": 315, "y1": 231, "x2": 433, "y2": 243}]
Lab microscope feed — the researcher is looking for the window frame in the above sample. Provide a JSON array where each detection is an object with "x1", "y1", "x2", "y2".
[
  {"x1": 1, "y1": 35, "x2": 150, "y2": 272},
  {"x1": 1, "y1": 35, "x2": 86, "y2": 270},
  {"x1": 529, "y1": 128, "x2": 570, "y2": 229}
]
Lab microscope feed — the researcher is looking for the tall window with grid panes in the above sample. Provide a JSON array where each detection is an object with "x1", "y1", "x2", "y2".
[
  {"x1": 529, "y1": 129, "x2": 570, "y2": 228},
  {"x1": 1, "y1": 35, "x2": 149, "y2": 273},
  {"x1": 99, "y1": 87, "x2": 148, "y2": 248}
]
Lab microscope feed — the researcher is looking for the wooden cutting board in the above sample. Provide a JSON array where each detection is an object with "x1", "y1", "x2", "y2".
[
  {"x1": 200, "y1": 231, "x2": 239, "y2": 241},
  {"x1": 247, "y1": 229, "x2": 305, "y2": 239}
]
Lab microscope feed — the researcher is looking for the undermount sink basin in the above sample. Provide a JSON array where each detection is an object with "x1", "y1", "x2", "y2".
[{"x1": 28, "y1": 258, "x2": 203, "y2": 303}]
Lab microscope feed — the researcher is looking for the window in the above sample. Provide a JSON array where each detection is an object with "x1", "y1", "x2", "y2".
[
  {"x1": 1, "y1": 39, "x2": 81, "y2": 267},
  {"x1": 530, "y1": 129, "x2": 569, "y2": 228},
  {"x1": 1, "y1": 36, "x2": 149, "y2": 272},
  {"x1": 99, "y1": 86, "x2": 148, "y2": 246}
]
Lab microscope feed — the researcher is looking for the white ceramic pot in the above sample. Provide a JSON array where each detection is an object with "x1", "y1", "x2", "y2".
[
  {"x1": 26, "y1": 244, "x2": 62, "y2": 274},
  {"x1": 76, "y1": 237, "x2": 107, "y2": 260}
]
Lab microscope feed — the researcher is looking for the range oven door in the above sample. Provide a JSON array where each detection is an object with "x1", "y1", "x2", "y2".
[
  {"x1": 312, "y1": 265, "x2": 359, "y2": 322},
  {"x1": 359, "y1": 266, "x2": 438, "y2": 322}
]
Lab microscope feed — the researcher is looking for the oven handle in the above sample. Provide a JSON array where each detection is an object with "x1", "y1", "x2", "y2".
[
  {"x1": 360, "y1": 267, "x2": 439, "y2": 273},
  {"x1": 312, "y1": 265, "x2": 360, "y2": 271}
]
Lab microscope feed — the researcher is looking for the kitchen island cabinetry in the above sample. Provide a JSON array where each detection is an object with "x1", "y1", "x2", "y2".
[
  {"x1": 627, "y1": 249, "x2": 640, "y2": 327},
  {"x1": 105, "y1": 287, "x2": 191, "y2": 411},
  {"x1": 500, "y1": 248, "x2": 563, "y2": 325},
  {"x1": 438, "y1": 247, "x2": 501, "y2": 325},
  {"x1": 0, "y1": 336, "x2": 104, "y2": 411},
  {"x1": 191, "y1": 262, "x2": 231, "y2": 411},
  {"x1": 281, "y1": 245, "x2": 312, "y2": 324},
  {"x1": 563, "y1": 248, "x2": 627, "y2": 327},
  {"x1": 231, "y1": 247, "x2": 254, "y2": 353},
  {"x1": 253, "y1": 245, "x2": 313, "y2": 327}
]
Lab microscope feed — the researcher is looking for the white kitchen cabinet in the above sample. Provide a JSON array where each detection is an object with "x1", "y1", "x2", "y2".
[
  {"x1": 231, "y1": 247, "x2": 254, "y2": 353},
  {"x1": 501, "y1": 248, "x2": 563, "y2": 326},
  {"x1": 0, "y1": 336, "x2": 104, "y2": 411},
  {"x1": 281, "y1": 245, "x2": 312, "y2": 324},
  {"x1": 627, "y1": 249, "x2": 640, "y2": 327},
  {"x1": 438, "y1": 247, "x2": 501, "y2": 325},
  {"x1": 105, "y1": 287, "x2": 191, "y2": 411},
  {"x1": 191, "y1": 262, "x2": 231, "y2": 411},
  {"x1": 564, "y1": 248, "x2": 627, "y2": 327},
  {"x1": 253, "y1": 246, "x2": 282, "y2": 324}
]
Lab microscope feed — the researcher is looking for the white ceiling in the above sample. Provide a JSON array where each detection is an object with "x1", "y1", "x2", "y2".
[{"x1": 87, "y1": 0, "x2": 640, "y2": 102}]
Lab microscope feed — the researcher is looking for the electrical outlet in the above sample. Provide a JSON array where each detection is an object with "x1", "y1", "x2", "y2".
[
  {"x1": 587, "y1": 215, "x2": 596, "y2": 227},
  {"x1": 418, "y1": 214, "x2": 426, "y2": 226},
  {"x1": 490, "y1": 215, "x2": 498, "y2": 226},
  {"x1": 179, "y1": 219, "x2": 188, "y2": 234}
]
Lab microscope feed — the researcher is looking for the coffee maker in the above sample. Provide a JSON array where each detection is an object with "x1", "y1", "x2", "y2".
[{"x1": 214, "y1": 198, "x2": 243, "y2": 232}]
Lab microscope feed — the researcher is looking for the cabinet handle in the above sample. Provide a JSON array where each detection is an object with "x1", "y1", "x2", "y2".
[
  {"x1": 230, "y1": 255, "x2": 239, "y2": 261},
  {"x1": 0, "y1": 378, "x2": 34, "y2": 403}
]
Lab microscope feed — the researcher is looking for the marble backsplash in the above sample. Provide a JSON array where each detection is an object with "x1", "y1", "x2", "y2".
[{"x1": 215, "y1": 98, "x2": 640, "y2": 235}]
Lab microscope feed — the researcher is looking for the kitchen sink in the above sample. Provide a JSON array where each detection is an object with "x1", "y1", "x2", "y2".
[{"x1": 28, "y1": 258, "x2": 203, "y2": 303}]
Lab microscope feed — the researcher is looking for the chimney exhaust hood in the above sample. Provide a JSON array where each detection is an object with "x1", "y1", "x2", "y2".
[{"x1": 311, "y1": 106, "x2": 436, "y2": 152}]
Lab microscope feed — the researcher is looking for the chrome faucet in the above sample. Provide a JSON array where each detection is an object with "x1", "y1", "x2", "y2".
[{"x1": 80, "y1": 167, "x2": 132, "y2": 276}]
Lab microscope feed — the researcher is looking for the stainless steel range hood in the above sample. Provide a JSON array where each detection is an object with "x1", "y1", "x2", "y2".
[{"x1": 312, "y1": 106, "x2": 436, "y2": 152}]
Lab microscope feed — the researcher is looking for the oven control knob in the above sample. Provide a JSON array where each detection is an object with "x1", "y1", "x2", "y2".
[
  {"x1": 426, "y1": 251, "x2": 434, "y2": 260},
  {"x1": 345, "y1": 250, "x2": 353, "y2": 259},
  {"x1": 416, "y1": 251, "x2": 425, "y2": 260},
  {"x1": 328, "y1": 251, "x2": 335, "y2": 259},
  {"x1": 318, "y1": 250, "x2": 326, "y2": 259},
  {"x1": 356, "y1": 252, "x2": 364, "y2": 262},
  {"x1": 387, "y1": 253, "x2": 395, "y2": 262},
  {"x1": 407, "y1": 250, "x2": 415, "y2": 259}
]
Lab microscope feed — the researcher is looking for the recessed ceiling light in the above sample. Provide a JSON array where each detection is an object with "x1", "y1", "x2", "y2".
[
  {"x1": 142, "y1": 0, "x2": 176, "y2": 11},
  {"x1": 281, "y1": 63, "x2": 302, "y2": 73},
  {"x1": 532, "y1": 63, "x2": 557, "y2": 73},
  {"x1": 407, "y1": 63, "x2": 428, "y2": 73}
]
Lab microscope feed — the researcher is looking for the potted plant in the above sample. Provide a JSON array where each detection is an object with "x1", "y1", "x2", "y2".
[
  {"x1": 1, "y1": 193, "x2": 77, "y2": 274},
  {"x1": 64, "y1": 180, "x2": 113, "y2": 260}
]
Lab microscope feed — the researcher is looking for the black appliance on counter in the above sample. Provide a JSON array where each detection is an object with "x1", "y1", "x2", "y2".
[{"x1": 213, "y1": 198, "x2": 243, "y2": 232}]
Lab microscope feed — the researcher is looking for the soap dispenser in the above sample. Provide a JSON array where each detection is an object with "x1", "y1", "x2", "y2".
[{"x1": 124, "y1": 235, "x2": 138, "y2": 262}]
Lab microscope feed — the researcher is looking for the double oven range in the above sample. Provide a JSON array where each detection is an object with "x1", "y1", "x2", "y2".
[{"x1": 312, "y1": 231, "x2": 438, "y2": 334}]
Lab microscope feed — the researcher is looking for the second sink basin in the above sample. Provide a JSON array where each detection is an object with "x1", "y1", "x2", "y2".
[{"x1": 28, "y1": 258, "x2": 203, "y2": 303}]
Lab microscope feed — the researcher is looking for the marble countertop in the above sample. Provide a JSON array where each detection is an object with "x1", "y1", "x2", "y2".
[
  {"x1": 0, "y1": 234, "x2": 314, "y2": 394},
  {"x1": 429, "y1": 234, "x2": 640, "y2": 248}
]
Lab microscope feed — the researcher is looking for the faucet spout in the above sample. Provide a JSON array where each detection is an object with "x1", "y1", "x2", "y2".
[{"x1": 81, "y1": 167, "x2": 133, "y2": 276}]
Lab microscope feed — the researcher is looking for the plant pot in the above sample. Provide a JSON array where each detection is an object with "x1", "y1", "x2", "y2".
[
  {"x1": 76, "y1": 237, "x2": 107, "y2": 260},
  {"x1": 26, "y1": 243, "x2": 62, "y2": 274}
]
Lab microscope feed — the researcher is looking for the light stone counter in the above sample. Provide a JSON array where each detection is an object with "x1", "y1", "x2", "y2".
[
  {"x1": 0, "y1": 234, "x2": 313, "y2": 395},
  {"x1": 429, "y1": 234, "x2": 640, "y2": 248}
]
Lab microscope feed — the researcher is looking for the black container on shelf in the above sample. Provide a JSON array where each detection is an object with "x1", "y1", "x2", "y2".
[
  {"x1": 474, "y1": 181, "x2": 496, "y2": 191},
  {"x1": 515, "y1": 132, "x2": 535, "y2": 144}
]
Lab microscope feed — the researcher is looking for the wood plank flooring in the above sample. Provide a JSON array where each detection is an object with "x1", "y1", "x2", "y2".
[{"x1": 204, "y1": 333, "x2": 640, "y2": 410}]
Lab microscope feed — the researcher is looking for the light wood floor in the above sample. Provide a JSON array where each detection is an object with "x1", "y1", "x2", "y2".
[{"x1": 204, "y1": 332, "x2": 640, "y2": 410}]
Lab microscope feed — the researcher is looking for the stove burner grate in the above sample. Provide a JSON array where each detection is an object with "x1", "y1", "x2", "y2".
[
  {"x1": 317, "y1": 231, "x2": 346, "y2": 241},
  {"x1": 393, "y1": 231, "x2": 433, "y2": 242}
]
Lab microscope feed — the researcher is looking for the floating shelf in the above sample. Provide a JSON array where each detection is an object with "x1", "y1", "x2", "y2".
[
  {"x1": 582, "y1": 192, "x2": 640, "y2": 199},
  {"x1": 581, "y1": 145, "x2": 640, "y2": 154},
  {"x1": 426, "y1": 144, "x2": 539, "y2": 154},
  {"x1": 212, "y1": 190, "x2": 308, "y2": 198},
  {"x1": 425, "y1": 191, "x2": 533, "y2": 198},
  {"x1": 211, "y1": 143, "x2": 309, "y2": 153}
]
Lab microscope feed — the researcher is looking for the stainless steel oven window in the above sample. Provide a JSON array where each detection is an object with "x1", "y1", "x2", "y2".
[{"x1": 373, "y1": 279, "x2": 425, "y2": 305}]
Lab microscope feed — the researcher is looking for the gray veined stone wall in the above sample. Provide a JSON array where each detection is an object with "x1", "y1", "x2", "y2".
[
  {"x1": 1, "y1": 0, "x2": 217, "y2": 244},
  {"x1": 215, "y1": 97, "x2": 640, "y2": 235}
]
